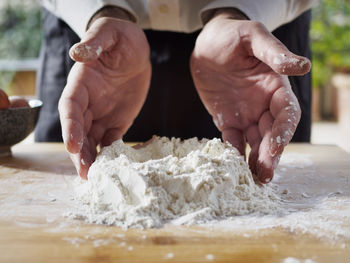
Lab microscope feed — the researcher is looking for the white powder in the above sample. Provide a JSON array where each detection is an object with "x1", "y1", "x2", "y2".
[
  {"x1": 299, "y1": 59, "x2": 308, "y2": 68},
  {"x1": 165, "y1": 253, "x2": 174, "y2": 259},
  {"x1": 96, "y1": 45, "x2": 103, "y2": 56},
  {"x1": 74, "y1": 136, "x2": 280, "y2": 229},
  {"x1": 127, "y1": 245, "x2": 133, "y2": 251},
  {"x1": 273, "y1": 57, "x2": 282, "y2": 65},
  {"x1": 205, "y1": 254, "x2": 215, "y2": 261},
  {"x1": 273, "y1": 53, "x2": 300, "y2": 66},
  {"x1": 283, "y1": 258, "x2": 316, "y2": 263}
]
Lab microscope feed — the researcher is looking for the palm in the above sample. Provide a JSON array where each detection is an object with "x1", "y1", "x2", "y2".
[
  {"x1": 194, "y1": 61, "x2": 282, "y2": 127},
  {"x1": 59, "y1": 18, "x2": 151, "y2": 178},
  {"x1": 191, "y1": 18, "x2": 310, "y2": 182}
]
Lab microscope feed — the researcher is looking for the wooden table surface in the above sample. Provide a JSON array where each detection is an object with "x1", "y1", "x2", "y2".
[{"x1": 0, "y1": 143, "x2": 349, "y2": 263}]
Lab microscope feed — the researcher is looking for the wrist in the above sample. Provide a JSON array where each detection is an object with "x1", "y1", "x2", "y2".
[
  {"x1": 87, "y1": 6, "x2": 135, "y2": 30},
  {"x1": 208, "y1": 8, "x2": 249, "y2": 23}
]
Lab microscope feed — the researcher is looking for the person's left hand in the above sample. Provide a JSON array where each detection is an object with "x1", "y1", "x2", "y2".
[{"x1": 191, "y1": 9, "x2": 311, "y2": 183}]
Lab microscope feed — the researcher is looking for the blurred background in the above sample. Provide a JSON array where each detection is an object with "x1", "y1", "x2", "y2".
[{"x1": 0, "y1": 0, "x2": 349, "y2": 152}]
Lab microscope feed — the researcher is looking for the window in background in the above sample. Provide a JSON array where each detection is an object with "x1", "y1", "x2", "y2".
[{"x1": 0, "y1": 0, "x2": 42, "y2": 96}]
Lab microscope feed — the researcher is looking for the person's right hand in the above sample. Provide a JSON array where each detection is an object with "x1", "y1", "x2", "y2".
[{"x1": 58, "y1": 17, "x2": 151, "y2": 179}]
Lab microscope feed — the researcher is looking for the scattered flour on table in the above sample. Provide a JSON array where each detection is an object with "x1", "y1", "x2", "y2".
[
  {"x1": 73, "y1": 136, "x2": 281, "y2": 229},
  {"x1": 282, "y1": 257, "x2": 317, "y2": 263}
]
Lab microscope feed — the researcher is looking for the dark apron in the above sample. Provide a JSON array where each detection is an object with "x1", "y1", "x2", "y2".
[{"x1": 35, "y1": 9, "x2": 311, "y2": 143}]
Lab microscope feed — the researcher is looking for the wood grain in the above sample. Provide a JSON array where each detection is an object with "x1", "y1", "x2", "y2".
[{"x1": 0, "y1": 143, "x2": 349, "y2": 263}]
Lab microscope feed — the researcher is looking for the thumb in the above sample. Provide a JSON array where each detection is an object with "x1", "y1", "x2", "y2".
[
  {"x1": 69, "y1": 18, "x2": 118, "y2": 62},
  {"x1": 250, "y1": 24, "x2": 311, "y2": 76}
]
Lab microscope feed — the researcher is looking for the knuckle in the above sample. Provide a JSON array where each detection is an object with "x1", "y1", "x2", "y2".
[
  {"x1": 250, "y1": 20, "x2": 262, "y2": 27},
  {"x1": 249, "y1": 21, "x2": 265, "y2": 31}
]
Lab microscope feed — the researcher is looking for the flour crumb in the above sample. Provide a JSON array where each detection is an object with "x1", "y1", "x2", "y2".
[
  {"x1": 96, "y1": 45, "x2": 103, "y2": 56},
  {"x1": 276, "y1": 136, "x2": 282, "y2": 144},
  {"x1": 127, "y1": 245, "x2": 133, "y2": 251},
  {"x1": 205, "y1": 254, "x2": 215, "y2": 261},
  {"x1": 299, "y1": 59, "x2": 308, "y2": 68},
  {"x1": 282, "y1": 257, "x2": 317, "y2": 263},
  {"x1": 273, "y1": 54, "x2": 300, "y2": 66},
  {"x1": 73, "y1": 136, "x2": 281, "y2": 229},
  {"x1": 165, "y1": 253, "x2": 174, "y2": 259},
  {"x1": 273, "y1": 57, "x2": 282, "y2": 65}
]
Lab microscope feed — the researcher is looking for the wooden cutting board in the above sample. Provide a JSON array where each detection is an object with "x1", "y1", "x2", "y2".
[{"x1": 0, "y1": 143, "x2": 349, "y2": 263}]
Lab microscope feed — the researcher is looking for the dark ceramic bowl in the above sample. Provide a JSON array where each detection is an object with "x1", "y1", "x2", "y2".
[{"x1": 0, "y1": 99, "x2": 42, "y2": 156}]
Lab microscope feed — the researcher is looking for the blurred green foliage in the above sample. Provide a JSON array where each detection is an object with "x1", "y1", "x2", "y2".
[
  {"x1": 0, "y1": 3, "x2": 41, "y2": 58},
  {"x1": 0, "y1": 1, "x2": 42, "y2": 91},
  {"x1": 311, "y1": 0, "x2": 350, "y2": 88}
]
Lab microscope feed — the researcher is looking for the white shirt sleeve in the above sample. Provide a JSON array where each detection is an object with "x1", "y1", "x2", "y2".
[
  {"x1": 41, "y1": 0, "x2": 137, "y2": 38},
  {"x1": 200, "y1": 0, "x2": 319, "y2": 31},
  {"x1": 41, "y1": 0, "x2": 318, "y2": 36}
]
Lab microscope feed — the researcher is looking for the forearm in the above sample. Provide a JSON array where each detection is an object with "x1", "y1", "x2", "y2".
[{"x1": 87, "y1": 6, "x2": 135, "y2": 29}]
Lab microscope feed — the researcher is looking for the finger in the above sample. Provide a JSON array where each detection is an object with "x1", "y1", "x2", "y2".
[
  {"x1": 88, "y1": 122, "x2": 106, "y2": 148},
  {"x1": 257, "y1": 111, "x2": 275, "y2": 183},
  {"x1": 69, "y1": 19, "x2": 118, "y2": 62},
  {"x1": 58, "y1": 95, "x2": 85, "y2": 154},
  {"x1": 101, "y1": 128, "x2": 124, "y2": 147},
  {"x1": 70, "y1": 136, "x2": 97, "y2": 180},
  {"x1": 58, "y1": 64, "x2": 89, "y2": 153},
  {"x1": 60, "y1": 118, "x2": 84, "y2": 154},
  {"x1": 269, "y1": 86, "x2": 301, "y2": 158},
  {"x1": 222, "y1": 128, "x2": 246, "y2": 157},
  {"x1": 245, "y1": 125, "x2": 262, "y2": 176},
  {"x1": 89, "y1": 103, "x2": 134, "y2": 147},
  {"x1": 83, "y1": 109, "x2": 93, "y2": 134},
  {"x1": 249, "y1": 23, "x2": 311, "y2": 76}
]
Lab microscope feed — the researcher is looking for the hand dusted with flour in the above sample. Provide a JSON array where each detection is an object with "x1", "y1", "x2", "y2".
[
  {"x1": 74, "y1": 136, "x2": 280, "y2": 229},
  {"x1": 58, "y1": 17, "x2": 151, "y2": 179},
  {"x1": 191, "y1": 9, "x2": 310, "y2": 183}
]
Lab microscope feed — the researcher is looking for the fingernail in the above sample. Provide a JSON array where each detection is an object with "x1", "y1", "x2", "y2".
[
  {"x1": 69, "y1": 43, "x2": 79, "y2": 59},
  {"x1": 72, "y1": 43, "x2": 94, "y2": 60}
]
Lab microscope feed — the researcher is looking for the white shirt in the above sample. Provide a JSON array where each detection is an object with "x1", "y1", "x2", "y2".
[{"x1": 43, "y1": 0, "x2": 318, "y2": 38}]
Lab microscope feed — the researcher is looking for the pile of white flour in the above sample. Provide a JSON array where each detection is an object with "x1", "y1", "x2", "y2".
[{"x1": 74, "y1": 136, "x2": 281, "y2": 229}]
